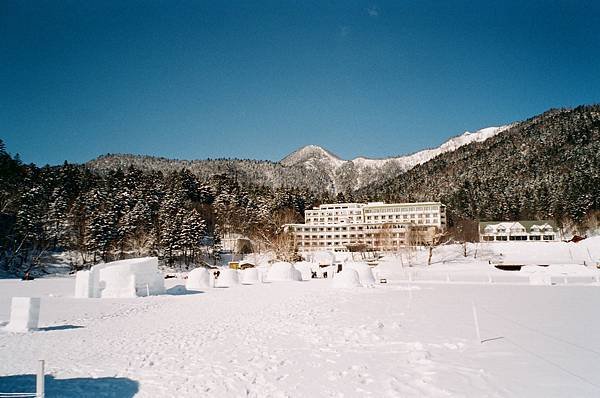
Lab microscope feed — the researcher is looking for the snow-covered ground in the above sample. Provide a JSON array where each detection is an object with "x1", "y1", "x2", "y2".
[{"x1": 2, "y1": 240, "x2": 600, "y2": 397}]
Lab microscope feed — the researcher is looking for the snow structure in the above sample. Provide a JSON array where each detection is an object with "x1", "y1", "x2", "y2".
[
  {"x1": 3, "y1": 297, "x2": 41, "y2": 332},
  {"x1": 312, "y1": 251, "x2": 335, "y2": 266},
  {"x1": 343, "y1": 261, "x2": 376, "y2": 287},
  {"x1": 185, "y1": 267, "x2": 213, "y2": 290},
  {"x1": 266, "y1": 262, "x2": 302, "y2": 282},
  {"x1": 372, "y1": 258, "x2": 401, "y2": 281},
  {"x1": 293, "y1": 261, "x2": 313, "y2": 281},
  {"x1": 240, "y1": 267, "x2": 260, "y2": 285},
  {"x1": 309, "y1": 251, "x2": 336, "y2": 279},
  {"x1": 74, "y1": 257, "x2": 165, "y2": 298},
  {"x1": 331, "y1": 269, "x2": 362, "y2": 288},
  {"x1": 215, "y1": 268, "x2": 239, "y2": 288}
]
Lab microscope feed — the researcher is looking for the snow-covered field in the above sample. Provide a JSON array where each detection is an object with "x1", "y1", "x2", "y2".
[{"x1": 2, "y1": 240, "x2": 600, "y2": 397}]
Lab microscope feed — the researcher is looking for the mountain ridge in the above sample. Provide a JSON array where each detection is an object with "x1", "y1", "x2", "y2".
[{"x1": 87, "y1": 124, "x2": 513, "y2": 193}]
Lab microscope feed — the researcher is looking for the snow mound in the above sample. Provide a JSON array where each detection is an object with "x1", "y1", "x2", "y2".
[
  {"x1": 293, "y1": 261, "x2": 313, "y2": 281},
  {"x1": 332, "y1": 269, "x2": 362, "y2": 288},
  {"x1": 240, "y1": 268, "x2": 260, "y2": 285},
  {"x1": 344, "y1": 262, "x2": 376, "y2": 287},
  {"x1": 75, "y1": 257, "x2": 165, "y2": 298},
  {"x1": 373, "y1": 259, "x2": 404, "y2": 280},
  {"x1": 186, "y1": 268, "x2": 212, "y2": 290},
  {"x1": 312, "y1": 251, "x2": 335, "y2": 266},
  {"x1": 267, "y1": 262, "x2": 302, "y2": 282},
  {"x1": 215, "y1": 269, "x2": 239, "y2": 288}
]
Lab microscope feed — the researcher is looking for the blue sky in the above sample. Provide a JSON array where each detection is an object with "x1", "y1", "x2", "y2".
[{"x1": 2, "y1": 1, "x2": 599, "y2": 166}]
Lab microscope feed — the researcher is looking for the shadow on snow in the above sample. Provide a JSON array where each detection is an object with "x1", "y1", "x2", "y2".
[{"x1": 0, "y1": 374, "x2": 139, "y2": 398}]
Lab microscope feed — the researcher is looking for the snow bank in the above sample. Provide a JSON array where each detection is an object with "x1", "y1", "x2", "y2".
[
  {"x1": 3, "y1": 297, "x2": 40, "y2": 332},
  {"x1": 344, "y1": 262, "x2": 376, "y2": 287},
  {"x1": 373, "y1": 259, "x2": 404, "y2": 281},
  {"x1": 75, "y1": 257, "x2": 165, "y2": 298},
  {"x1": 186, "y1": 268, "x2": 212, "y2": 290},
  {"x1": 266, "y1": 262, "x2": 302, "y2": 282},
  {"x1": 215, "y1": 269, "x2": 239, "y2": 288},
  {"x1": 293, "y1": 261, "x2": 313, "y2": 281},
  {"x1": 475, "y1": 237, "x2": 600, "y2": 266},
  {"x1": 332, "y1": 269, "x2": 362, "y2": 288},
  {"x1": 529, "y1": 273, "x2": 552, "y2": 285},
  {"x1": 240, "y1": 268, "x2": 260, "y2": 285}
]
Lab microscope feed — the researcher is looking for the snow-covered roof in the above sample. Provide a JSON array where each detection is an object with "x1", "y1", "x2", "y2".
[{"x1": 480, "y1": 220, "x2": 557, "y2": 234}]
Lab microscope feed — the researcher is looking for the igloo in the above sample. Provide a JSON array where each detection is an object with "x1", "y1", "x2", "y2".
[
  {"x1": 240, "y1": 267, "x2": 260, "y2": 284},
  {"x1": 186, "y1": 267, "x2": 213, "y2": 290},
  {"x1": 215, "y1": 268, "x2": 239, "y2": 288},
  {"x1": 332, "y1": 269, "x2": 362, "y2": 288},
  {"x1": 266, "y1": 262, "x2": 302, "y2": 282},
  {"x1": 293, "y1": 261, "x2": 313, "y2": 281},
  {"x1": 344, "y1": 261, "x2": 376, "y2": 287},
  {"x1": 75, "y1": 257, "x2": 165, "y2": 298}
]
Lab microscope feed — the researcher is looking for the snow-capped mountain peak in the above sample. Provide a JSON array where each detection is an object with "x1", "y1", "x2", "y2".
[
  {"x1": 280, "y1": 145, "x2": 344, "y2": 168},
  {"x1": 279, "y1": 125, "x2": 512, "y2": 191}
]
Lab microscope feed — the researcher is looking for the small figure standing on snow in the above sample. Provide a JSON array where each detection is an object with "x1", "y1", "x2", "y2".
[{"x1": 21, "y1": 271, "x2": 34, "y2": 281}]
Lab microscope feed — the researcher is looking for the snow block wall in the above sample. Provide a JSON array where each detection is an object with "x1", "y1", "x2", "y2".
[
  {"x1": 75, "y1": 257, "x2": 165, "y2": 298},
  {"x1": 75, "y1": 270, "x2": 93, "y2": 298},
  {"x1": 4, "y1": 297, "x2": 41, "y2": 332}
]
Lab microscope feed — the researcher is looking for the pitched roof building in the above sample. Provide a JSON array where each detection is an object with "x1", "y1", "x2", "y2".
[{"x1": 479, "y1": 220, "x2": 559, "y2": 242}]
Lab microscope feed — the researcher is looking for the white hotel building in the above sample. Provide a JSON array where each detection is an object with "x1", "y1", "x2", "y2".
[{"x1": 285, "y1": 202, "x2": 447, "y2": 253}]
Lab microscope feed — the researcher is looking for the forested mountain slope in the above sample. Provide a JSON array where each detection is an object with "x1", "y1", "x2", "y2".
[
  {"x1": 87, "y1": 125, "x2": 508, "y2": 194},
  {"x1": 357, "y1": 105, "x2": 600, "y2": 225}
]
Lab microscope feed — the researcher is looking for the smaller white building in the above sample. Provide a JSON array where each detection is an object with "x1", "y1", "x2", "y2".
[{"x1": 479, "y1": 220, "x2": 558, "y2": 242}]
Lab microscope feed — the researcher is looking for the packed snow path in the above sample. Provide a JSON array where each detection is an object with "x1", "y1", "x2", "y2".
[{"x1": 1, "y1": 278, "x2": 600, "y2": 397}]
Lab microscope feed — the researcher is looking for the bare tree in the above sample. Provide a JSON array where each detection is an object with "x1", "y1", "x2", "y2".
[
  {"x1": 249, "y1": 208, "x2": 301, "y2": 261},
  {"x1": 448, "y1": 217, "x2": 480, "y2": 258},
  {"x1": 427, "y1": 227, "x2": 448, "y2": 266}
]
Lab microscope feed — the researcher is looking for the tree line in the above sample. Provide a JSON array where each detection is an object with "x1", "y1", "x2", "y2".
[{"x1": 0, "y1": 140, "x2": 327, "y2": 276}]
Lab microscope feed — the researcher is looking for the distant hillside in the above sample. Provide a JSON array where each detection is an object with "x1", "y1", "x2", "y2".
[
  {"x1": 87, "y1": 125, "x2": 510, "y2": 193},
  {"x1": 358, "y1": 105, "x2": 600, "y2": 225}
]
